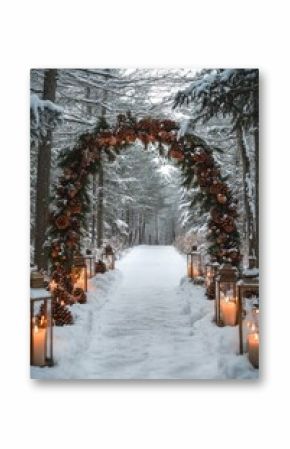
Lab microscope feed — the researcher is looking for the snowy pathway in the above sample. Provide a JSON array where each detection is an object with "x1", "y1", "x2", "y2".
[{"x1": 31, "y1": 245, "x2": 258, "y2": 380}]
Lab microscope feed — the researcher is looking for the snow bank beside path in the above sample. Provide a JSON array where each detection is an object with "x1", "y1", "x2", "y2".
[
  {"x1": 30, "y1": 270, "x2": 122, "y2": 380},
  {"x1": 178, "y1": 279, "x2": 258, "y2": 380}
]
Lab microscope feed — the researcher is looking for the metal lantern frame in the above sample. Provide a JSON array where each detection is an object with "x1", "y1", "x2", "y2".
[
  {"x1": 237, "y1": 277, "x2": 259, "y2": 368},
  {"x1": 72, "y1": 256, "x2": 88, "y2": 291},
  {"x1": 30, "y1": 289, "x2": 54, "y2": 367},
  {"x1": 215, "y1": 261, "x2": 239, "y2": 327},
  {"x1": 205, "y1": 261, "x2": 220, "y2": 288},
  {"x1": 187, "y1": 246, "x2": 202, "y2": 280},
  {"x1": 84, "y1": 254, "x2": 95, "y2": 278},
  {"x1": 102, "y1": 245, "x2": 115, "y2": 270}
]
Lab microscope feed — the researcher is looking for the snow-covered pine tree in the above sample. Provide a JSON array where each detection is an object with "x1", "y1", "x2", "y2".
[{"x1": 174, "y1": 69, "x2": 259, "y2": 265}]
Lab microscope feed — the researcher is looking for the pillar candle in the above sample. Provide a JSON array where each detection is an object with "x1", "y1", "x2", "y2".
[
  {"x1": 75, "y1": 270, "x2": 84, "y2": 289},
  {"x1": 220, "y1": 298, "x2": 237, "y2": 326},
  {"x1": 32, "y1": 325, "x2": 47, "y2": 366},
  {"x1": 187, "y1": 264, "x2": 193, "y2": 277},
  {"x1": 247, "y1": 332, "x2": 259, "y2": 368}
]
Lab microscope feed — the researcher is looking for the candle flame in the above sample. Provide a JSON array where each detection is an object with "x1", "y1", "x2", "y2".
[{"x1": 34, "y1": 324, "x2": 39, "y2": 333}]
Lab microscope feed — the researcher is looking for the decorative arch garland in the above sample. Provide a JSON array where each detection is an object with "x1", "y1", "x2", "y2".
[{"x1": 48, "y1": 113, "x2": 241, "y2": 317}]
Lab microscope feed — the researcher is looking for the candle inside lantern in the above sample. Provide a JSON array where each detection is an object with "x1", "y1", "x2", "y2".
[
  {"x1": 187, "y1": 263, "x2": 192, "y2": 277},
  {"x1": 206, "y1": 272, "x2": 212, "y2": 287},
  {"x1": 247, "y1": 332, "x2": 259, "y2": 368},
  {"x1": 187, "y1": 264, "x2": 199, "y2": 278},
  {"x1": 32, "y1": 324, "x2": 47, "y2": 366},
  {"x1": 75, "y1": 269, "x2": 85, "y2": 289},
  {"x1": 220, "y1": 294, "x2": 237, "y2": 326}
]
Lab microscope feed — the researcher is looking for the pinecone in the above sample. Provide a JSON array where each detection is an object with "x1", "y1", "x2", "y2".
[
  {"x1": 51, "y1": 300, "x2": 73, "y2": 326},
  {"x1": 73, "y1": 287, "x2": 87, "y2": 304}
]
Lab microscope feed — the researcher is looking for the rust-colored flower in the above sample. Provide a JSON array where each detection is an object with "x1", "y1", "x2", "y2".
[{"x1": 55, "y1": 214, "x2": 70, "y2": 230}]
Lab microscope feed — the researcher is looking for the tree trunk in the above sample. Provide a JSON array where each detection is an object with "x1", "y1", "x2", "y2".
[
  {"x1": 91, "y1": 174, "x2": 97, "y2": 247},
  {"x1": 96, "y1": 163, "x2": 104, "y2": 248},
  {"x1": 96, "y1": 73, "x2": 109, "y2": 249},
  {"x1": 155, "y1": 212, "x2": 159, "y2": 245},
  {"x1": 142, "y1": 220, "x2": 146, "y2": 243},
  {"x1": 236, "y1": 125, "x2": 255, "y2": 261},
  {"x1": 84, "y1": 86, "x2": 98, "y2": 251},
  {"x1": 34, "y1": 69, "x2": 57, "y2": 270},
  {"x1": 253, "y1": 89, "x2": 259, "y2": 266}
]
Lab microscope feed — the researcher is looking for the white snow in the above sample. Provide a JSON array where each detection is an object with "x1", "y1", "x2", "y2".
[
  {"x1": 31, "y1": 246, "x2": 258, "y2": 380},
  {"x1": 30, "y1": 288, "x2": 51, "y2": 299},
  {"x1": 241, "y1": 268, "x2": 259, "y2": 277},
  {"x1": 177, "y1": 117, "x2": 190, "y2": 139},
  {"x1": 30, "y1": 94, "x2": 63, "y2": 127}
]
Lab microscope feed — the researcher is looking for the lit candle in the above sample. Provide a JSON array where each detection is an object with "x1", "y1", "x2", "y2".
[
  {"x1": 188, "y1": 264, "x2": 199, "y2": 277},
  {"x1": 206, "y1": 274, "x2": 212, "y2": 287},
  {"x1": 243, "y1": 320, "x2": 254, "y2": 348},
  {"x1": 220, "y1": 296, "x2": 237, "y2": 326},
  {"x1": 32, "y1": 324, "x2": 47, "y2": 366},
  {"x1": 75, "y1": 269, "x2": 84, "y2": 289},
  {"x1": 187, "y1": 263, "x2": 193, "y2": 277},
  {"x1": 247, "y1": 332, "x2": 259, "y2": 368}
]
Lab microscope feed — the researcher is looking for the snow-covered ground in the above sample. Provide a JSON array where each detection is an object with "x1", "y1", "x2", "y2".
[{"x1": 31, "y1": 245, "x2": 258, "y2": 380}]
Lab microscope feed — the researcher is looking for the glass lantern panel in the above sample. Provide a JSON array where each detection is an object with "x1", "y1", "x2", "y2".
[
  {"x1": 241, "y1": 297, "x2": 259, "y2": 352},
  {"x1": 31, "y1": 298, "x2": 50, "y2": 366},
  {"x1": 104, "y1": 254, "x2": 114, "y2": 270},
  {"x1": 85, "y1": 257, "x2": 94, "y2": 278},
  {"x1": 247, "y1": 331, "x2": 259, "y2": 368},
  {"x1": 205, "y1": 265, "x2": 213, "y2": 287},
  {"x1": 72, "y1": 266, "x2": 87, "y2": 290},
  {"x1": 46, "y1": 298, "x2": 53, "y2": 361},
  {"x1": 207, "y1": 266, "x2": 212, "y2": 278},
  {"x1": 187, "y1": 255, "x2": 193, "y2": 277},
  {"x1": 192, "y1": 254, "x2": 201, "y2": 277},
  {"x1": 219, "y1": 282, "x2": 238, "y2": 326}
]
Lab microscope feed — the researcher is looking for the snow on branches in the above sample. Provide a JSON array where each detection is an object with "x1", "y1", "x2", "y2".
[
  {"x1": 174, "y1": 69, "x2": 258, "y2": 130},
  {"x1": 30, "y1": 94, "x2": 63, "y2": 145}
]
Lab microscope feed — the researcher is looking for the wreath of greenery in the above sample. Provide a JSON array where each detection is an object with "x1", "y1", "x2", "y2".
[{"x1": 48, "y1": 112, "x2": 241, "y2": 312}]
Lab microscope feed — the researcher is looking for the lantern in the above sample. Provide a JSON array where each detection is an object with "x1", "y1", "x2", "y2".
[
  {"x1": 72, "y1": 256, "x2": 87, "y2": 291},
  {"x1": 84, "y1": 255, "x2": 95, "y2": 278},
  {"x1": 237, "y1": 261, "x2": 259, "y2": 368},
  {"x1": 30, "y1": 272, "x2": 53, "y2": 367},
  {"x1": 102, "y1": 244, "x2": 115, "y2": 270},
  {"x1": 205, "y1": 261, "x2": 220, "y2": 288},
  {"x1": 205, "y1": 261, "x2": 220, "y2": 299},
  {"x1": 186, "y1": 245, "x2": 202, "y2": 280},
  {"x1": 215, "y1": 261, "x2": 238, "y2": 326}
]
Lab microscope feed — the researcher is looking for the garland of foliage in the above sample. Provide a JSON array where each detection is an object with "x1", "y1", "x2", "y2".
[{"x1": 48, "y1": 113, "x2": 241, "y2": 316}]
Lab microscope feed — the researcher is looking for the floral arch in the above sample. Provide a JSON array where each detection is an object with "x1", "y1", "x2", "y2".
[{"x1": 49, "y1": 113, "x2": 241, "y2": 308}]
